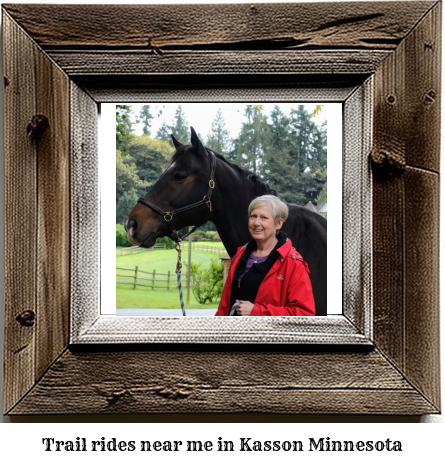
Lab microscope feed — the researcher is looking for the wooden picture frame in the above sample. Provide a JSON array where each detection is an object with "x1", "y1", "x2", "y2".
[{"x1": 2, "y1": 2, "x2": 441, "y2": 415}]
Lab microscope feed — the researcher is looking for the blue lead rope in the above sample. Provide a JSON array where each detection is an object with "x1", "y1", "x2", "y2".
[{"x1": 175, "y1": 242, "x2": 186, "y2": 316}]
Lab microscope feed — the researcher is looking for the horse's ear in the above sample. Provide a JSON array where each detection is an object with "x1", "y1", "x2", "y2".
[
  {"x1": 190, "y1": 126, "x2": 207, "y2": 156},
  {"x1": 171, "y1": 134, "x2": 184, "y2": 149}
]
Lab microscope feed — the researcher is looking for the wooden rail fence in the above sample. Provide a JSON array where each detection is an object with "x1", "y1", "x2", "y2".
[
  {"x1": 116, "y1": 244, "x2": 166, "y2": 256},
  {"x1": 187, "y1": 244, "x2": 226, "y2": 254},
  {"x1": 116, "y1": 244, "x2": 228, "y2": 290},
  {"x1": 116, "y1": 266, "x2": 189, "y2": 290},
  {"x1": 116, "y1": 243, "x2": 225, "y2": 257}
]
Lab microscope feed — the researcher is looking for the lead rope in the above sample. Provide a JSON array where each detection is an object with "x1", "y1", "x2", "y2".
[{"x1": 175, "y1": 241, "x2": 186, "y2": 316}]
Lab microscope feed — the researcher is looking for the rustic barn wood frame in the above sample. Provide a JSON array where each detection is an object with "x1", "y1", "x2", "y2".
[{"x1": 2, "y1": 2, "x2": 441, "y2": 415}]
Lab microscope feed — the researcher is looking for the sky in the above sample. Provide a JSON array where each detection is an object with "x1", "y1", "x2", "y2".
[{"x1": 124, "y1": 103, "x2": 327, "y2": 141}]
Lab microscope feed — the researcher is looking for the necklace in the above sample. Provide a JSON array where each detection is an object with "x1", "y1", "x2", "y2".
[{"x1": 251, "y1": 254, "x2": 268, "y2": 264}]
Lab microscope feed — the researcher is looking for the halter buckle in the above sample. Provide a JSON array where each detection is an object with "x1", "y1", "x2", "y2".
[
  {"x1": 209, "y1": 179, "x2": 215, "y2": 189},
  {"x1": 203, "y1": 195, "x2": 212, "y2": 212},
  {"x1": 164, "y1": 212, "x2": 173, "y2": 221}
]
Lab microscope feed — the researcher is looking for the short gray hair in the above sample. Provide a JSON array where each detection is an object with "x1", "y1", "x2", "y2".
[{"x1": 248, "y1": 195, "x2": 289, "y2": 224}]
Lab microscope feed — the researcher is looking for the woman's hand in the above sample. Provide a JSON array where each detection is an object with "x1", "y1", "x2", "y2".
[{"x1": 236, "y1": 300, "x2": 254, "y2": 316}]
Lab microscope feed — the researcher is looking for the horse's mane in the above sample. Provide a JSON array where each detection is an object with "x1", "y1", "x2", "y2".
[
  {"x1": 171, "y1": 145, "x2": 277, "y2": 197},
  {"x1": 220, "y1": 153, "x2": 277, "y2": 196}
]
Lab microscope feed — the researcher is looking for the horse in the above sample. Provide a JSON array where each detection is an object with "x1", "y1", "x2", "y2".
[{"x1": 125, "y1": 127, "x2": 327, "y2": 316}]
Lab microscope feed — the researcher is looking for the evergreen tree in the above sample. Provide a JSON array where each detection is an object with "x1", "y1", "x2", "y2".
[
  {"x1": 206, "y1": 108, "x2": 232, "y2": 154},
  {"x1": 287, "y1": 106, "x2": 327, "y2": 203},
  {"x1": 156, "y1": 121, "x2": 171, "y2": 143},
  {"x1": 116, "y1": 105, "x2": 134, "y2": 155},
  {"x1": 169, "y1": 105, "x2": 189, "y2": 144},
  {"x1": 289, "y1": 105, "x2": 317, "y2": 173},
  {"x1": 259, "y1": 105, "x2": 328, "y2": 205},
  {"x1": 268, "y1": 105, "x2": 290, "y2": 151},
  {"x1": 232, "y1": 105, "x2": 270, "y2": 175},
  {"x1": 263, "y1": 106, "x2": 302, "y2": 203},
  {"x1": 310, "y1": 120, "x2": 328, "y2": 204},
  {"x1": 311, "y1": 120, "x2": 328, "y2": 172},
  {"x1": 155, "y1": 106, "x2": 190, "y2": 147},
  {"x1": 137, "y1": 105, "x2": 154, "y2": 135}
]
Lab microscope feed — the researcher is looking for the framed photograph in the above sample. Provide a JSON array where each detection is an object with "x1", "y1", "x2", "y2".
[
  {"x1": 3, "y1": 2, "x2": 440, "y2": 415},
  {"x1": 107, "y1": 101, "x2": 342, "y2": 321}
]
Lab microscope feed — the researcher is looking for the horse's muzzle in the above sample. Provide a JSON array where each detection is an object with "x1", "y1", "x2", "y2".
[{"x1": 124, "y1": 218, "x2": 137, "y2": 238}]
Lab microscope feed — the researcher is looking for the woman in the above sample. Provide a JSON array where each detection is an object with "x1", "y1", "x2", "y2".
[{"x1": 215, "y1": 195, "x2": 315, "y2": 316}]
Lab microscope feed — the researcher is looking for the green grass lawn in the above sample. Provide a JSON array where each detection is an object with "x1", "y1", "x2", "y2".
[
  {"x1": 116, "y1": 241, "x2": 226, "y2": 309},
  {"x1": 116, "y1": 285, "x2": 218, "y2": 309}
]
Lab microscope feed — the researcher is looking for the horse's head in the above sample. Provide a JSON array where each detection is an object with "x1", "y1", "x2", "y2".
[{"x1": 125, "y1": 127, "x2": 215, "y2": 247}]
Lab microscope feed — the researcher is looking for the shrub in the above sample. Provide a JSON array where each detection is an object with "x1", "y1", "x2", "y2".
[
  {"x1": 212, "y1": 234, "x2": 221, "y2": 241},
  {"x1": 205, "y1": 230, "x2": 217, "y2": 240},
  {"x1": 155, "y1": 235, "x2": 175, "y2": 249},
  {"x1": 116, "y1": 224, "x2": 131, "y2": 247},
  {"x1": 192, "y1": 234, "x2": 202, "y2": 242},
  {"x1": 189, "y1": 258, "x2": 224, "y2": 304}
]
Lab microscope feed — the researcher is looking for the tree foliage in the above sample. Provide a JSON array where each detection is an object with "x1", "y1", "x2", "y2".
[
  {"x1": 116, "y1": 223, "x2": 131, "y2": 247},
  {"x1": 316, "y1": 181, "x2": 327, "y2": 204},
  {"x1": 156, "y1": 105, "x2": 190, "y2": 146},
  {"x1": 116, "y1": 152, "x2": 148, "y2": 225},
  {"x1": 169, "y1": 105, "x2": 190, "y2": 143},
  {"x1": 137, "y1": 105, "x2": 154, "y2": 135},
  {"x1": 128, "y1": 135, "x2": 171, "y2": 186},
  {"x1": 262, "y1": 105, "x2": 327, "y2": 204},
  {"x1": 116, "y1": 104, "x2": 327, "y2": 229},
  {"x1": 115, "y1": 135, "x2": 171, "y2": 225},
  {"x1": 206, "y1": 108, "x2": 232, "y2": 154},
  {"x1": 156, "y1": 121, "x2": 171, "y2": 143},
  {"x1": 116, "y1": 105, "x2": 134, "y2": 155},
  {"x1": 231, "y1": 105, "x2": 270, "y2": 174}
]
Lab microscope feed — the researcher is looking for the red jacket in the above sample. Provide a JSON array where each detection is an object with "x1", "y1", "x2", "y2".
[{"x1": 215, "y1": 239, "x2": 315, "y2": 316}]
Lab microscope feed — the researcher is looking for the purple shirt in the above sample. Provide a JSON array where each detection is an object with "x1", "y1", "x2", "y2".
[{"x1": 237, "y1": 253, "x2": 268, "y2": 283}]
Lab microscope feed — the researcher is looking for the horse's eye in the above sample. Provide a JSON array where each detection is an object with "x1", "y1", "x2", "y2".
[{"x1": 173, "y1": 172, "x2": 187, "y2": 182}]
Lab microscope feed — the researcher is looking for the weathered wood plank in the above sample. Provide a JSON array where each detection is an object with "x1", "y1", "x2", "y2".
[
  {"x1": 372, "y1": 42, "x2": 406, "y2": 370},
  {"x1": 12, "y1": 387, "x2": 437, "y2": 416},
  {"x1": 8, "y1": 349, "x2": 438, "y2": 415},
  {"x1": 77, "y1": 75, "x2": 363, "y2": 103},
  {"x1": 370, "y1": 2, "x2": 440, "y2": 173},
  {"x1": 404, "y1": 2, "x2": 441, "y2": 172},
  {"x1": 3, "y1": 2, "x2": 435, "y2": 50},
  {"x1": 35, "y1": 44, "x2": 71, "y2": 379},
  {"x1": 3, "y1": 12, "x2": 37, "y2": 414},
  {"x1": 404, "y1": 168, "x2": 440, "y2": 409},
  {"x1": 47, "y1": 50, "x2": 390, "y2": 76},
  {"x1": 371, "y1": 3, "x2": 441, "y2": 412},
  {"x1": 372, "y1": 175, "x2": 406, "y2": 367}
]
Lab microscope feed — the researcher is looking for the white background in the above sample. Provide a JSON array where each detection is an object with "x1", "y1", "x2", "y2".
[{"x1": 0, "y1": 0, "x2": 444, "y2": 461}]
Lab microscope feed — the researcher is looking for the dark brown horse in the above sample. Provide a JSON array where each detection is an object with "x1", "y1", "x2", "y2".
[{"x1": 126, "y1": 127, "x2": 327, "y2": 315}]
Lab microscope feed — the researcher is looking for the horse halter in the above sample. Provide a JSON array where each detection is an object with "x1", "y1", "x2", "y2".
[{"x1": 137, "y1": 149, "x2": 217, "y2": 244}]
